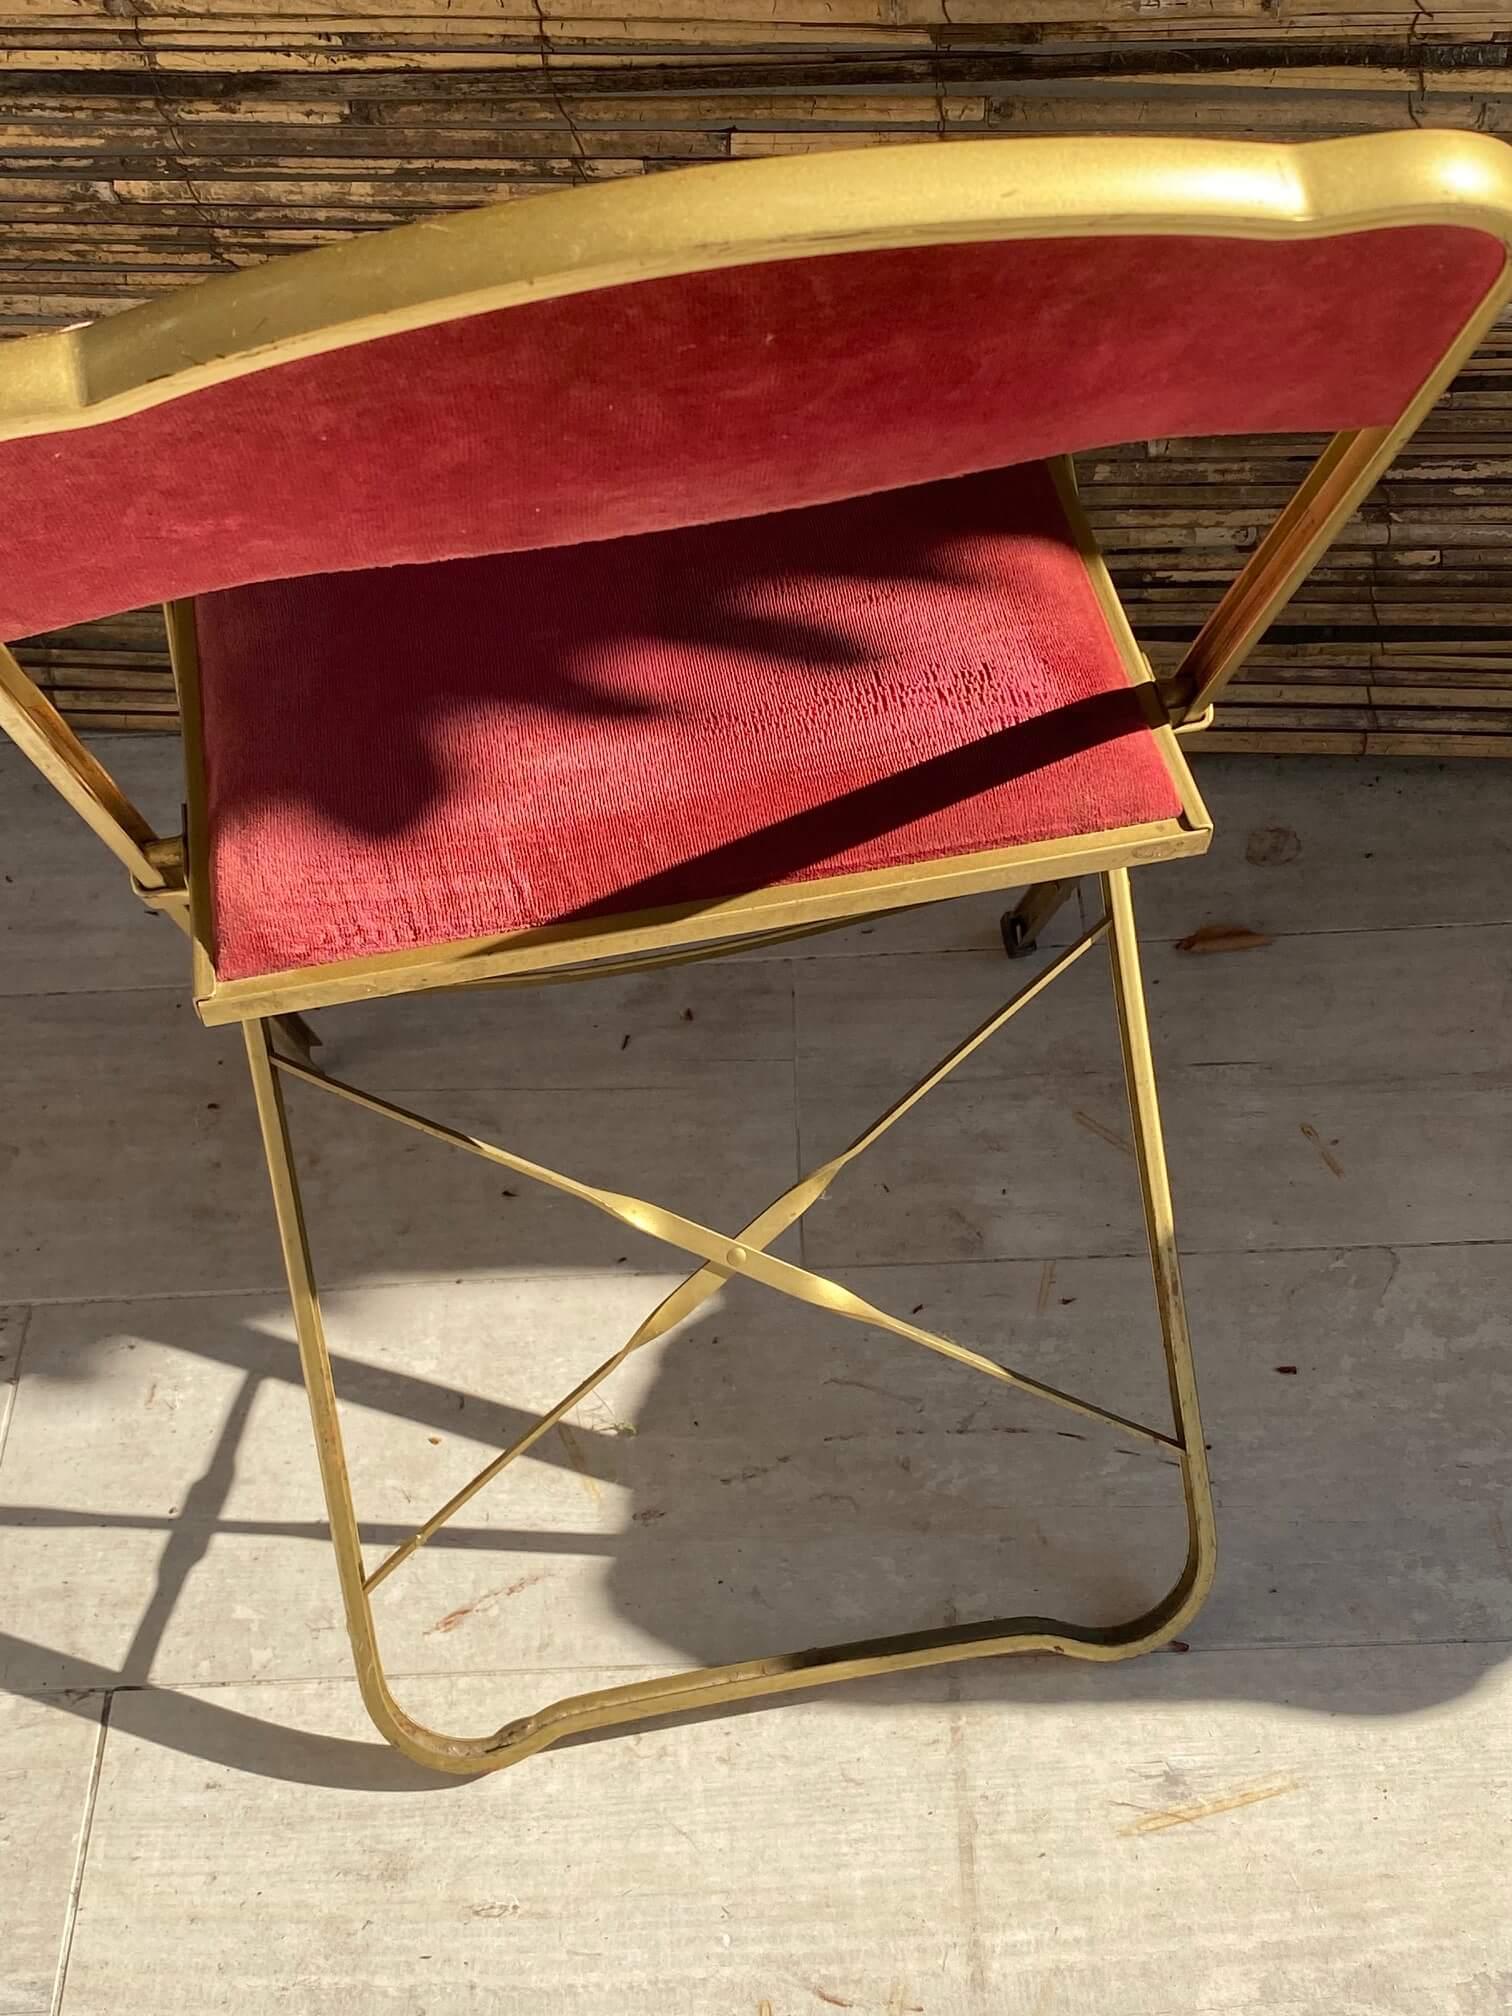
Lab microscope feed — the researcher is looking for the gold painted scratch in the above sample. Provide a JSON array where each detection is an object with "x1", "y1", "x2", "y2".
[
  {"x1": 1036, "y1": 1259, "x2": 1056, "y2": 1312},
  {"x1": 1122, "y1": 1777, "x2": 1297, "y2": 1835}
]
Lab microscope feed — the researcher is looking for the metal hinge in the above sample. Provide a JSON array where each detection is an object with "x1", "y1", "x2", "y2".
[
  {"x1": 130, "y1": 833, "x2": 189, "y2": 917},
  {"x1": 1174, "y1": 706, "x2": 1216, "y2": 739}
]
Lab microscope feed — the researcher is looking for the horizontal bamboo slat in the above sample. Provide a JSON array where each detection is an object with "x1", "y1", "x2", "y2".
[{"x1": 4, "y1": 5, "x2": 1510, "y2": 756}]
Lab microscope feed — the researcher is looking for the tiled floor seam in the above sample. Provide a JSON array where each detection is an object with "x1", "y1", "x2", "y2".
[
  {"x1": 37, "y1": 1632, "x2": 1512, "y2": 1702},
  {"x1": 788, "y1": 958, "x2": 807, "y2": 1269},
  {"x1": 6, "y1": 913, "x2": 1505, "y2": 1005},
  {"x1": 0, "y1": 983, "x2": 197, "y2": 1004},
  {"x1": 0, "y1": 1303, "x2": 33, "y2": 1471},
  {"x1": 945, "y1": 1670, "x2": 991, "y2": 2015},
  {"x1": 9, "y1": 1232, "x2": 1512, "y2": 1312},
  {"x1": 49, "y1": 1690, "x2": 110, "y2": 2016},
  {"x1": 777, "y1": 917, "x2": 1512, "y2": 957}
]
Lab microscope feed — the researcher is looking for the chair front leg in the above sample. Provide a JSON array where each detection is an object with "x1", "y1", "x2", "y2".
[
  {"x1": 1100, "y1": 864, "x2": 1217, "y2": 1635},
  {"x1": 242, "y1": 1018, "x2": 543, "y2": 1774}
]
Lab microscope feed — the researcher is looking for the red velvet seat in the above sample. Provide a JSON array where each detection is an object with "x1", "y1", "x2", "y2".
[{"x1": 195, "y1": 460, "x2": 1179, "y2": 983}]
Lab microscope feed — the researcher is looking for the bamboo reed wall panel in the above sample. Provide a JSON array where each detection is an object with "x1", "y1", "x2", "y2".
[{"x1": 4, "y1": 5, "x2": 1511, "y2": 756}]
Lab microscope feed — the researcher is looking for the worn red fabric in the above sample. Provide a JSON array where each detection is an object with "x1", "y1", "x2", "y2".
[
  {"x1": 197, "y1": 462, "x2": 1179, "y2": 980},
  {"x1": 2, "y1": 225, "x2": 1502, "y2": 642}
]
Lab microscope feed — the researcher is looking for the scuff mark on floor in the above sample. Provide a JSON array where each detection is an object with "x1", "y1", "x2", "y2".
[
  {"x1": 1300, "y1": 1121, "x2": 1344, "y2": 1178},
  {"x1": 1073, "y1": 1109, "x2": 1133, "y2": 1156},
  {"x1": 719, "y1": 1455, "x2": 792, "y2": 1485},
  {"x1": 825, "y1": 1375, "x2": 925, "y2": 1411},
  {"x1": 883, "y1": 1984, "x2": 922, "y2": 2014},
  {"x1": 426, "y1": 1573, "x2": 548, "y2": 1636}
]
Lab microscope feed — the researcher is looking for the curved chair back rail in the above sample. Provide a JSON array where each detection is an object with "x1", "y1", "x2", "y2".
[{"x1": 1, "y1": 132, "x2": 1509, "y2": 649}]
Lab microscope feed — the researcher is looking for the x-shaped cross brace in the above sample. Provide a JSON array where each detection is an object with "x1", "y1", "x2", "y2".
[{"x1": 268, "y1": 911, "x2": 1180, "y2": 1599}]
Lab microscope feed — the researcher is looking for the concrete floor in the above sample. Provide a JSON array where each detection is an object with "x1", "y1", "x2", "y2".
[{"x1": 2, "y1": 737, "x2": 1510, "y2": 2015}]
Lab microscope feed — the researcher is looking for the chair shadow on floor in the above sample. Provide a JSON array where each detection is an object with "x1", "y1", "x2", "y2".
[{"x1": 4, "y1": 1228, "x2": 1509, "y2": 1792}]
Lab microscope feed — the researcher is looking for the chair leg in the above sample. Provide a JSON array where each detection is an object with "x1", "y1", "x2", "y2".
[
  {"x1": 240, "y1": 874, "x2": 1215, "y2": 1775},
  {"x1": 270, "y1": 1011, "x2": 321, "y2": 1065},
  {"x1": 1001, "y1": 877, "x2": 1078, "y2": 958},
  {"x1": 242, "y1": 1019, "x2": 526, "y2": 1775},
  {"x1": 1100, "y1": 864, "x2": 1217, "y2": 1632}
]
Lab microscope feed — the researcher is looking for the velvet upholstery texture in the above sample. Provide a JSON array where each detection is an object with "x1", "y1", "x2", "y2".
[
  {"x1": 2, "y1": 225, "x2": 1503, "y2": 642},
  {"x1": 196, "y1": 462, "x2": 1180, "y2": 981}
]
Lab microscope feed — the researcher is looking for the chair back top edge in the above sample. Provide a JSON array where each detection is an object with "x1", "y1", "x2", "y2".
[
  {"x1": 2, "y1": 130, "x2": 1509, "y2": 646},
  {"x1": 3, "y1": 130, "x2": 1510, "y2": 447}
]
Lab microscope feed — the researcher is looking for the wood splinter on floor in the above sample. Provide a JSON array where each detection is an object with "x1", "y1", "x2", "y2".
[
  {"x1": 1174, "y1": 923, "x2": 1274, "y2": 954},
  {"x1": 1121, "y1": 1776, "x2": 1298, "y2": 1836}
]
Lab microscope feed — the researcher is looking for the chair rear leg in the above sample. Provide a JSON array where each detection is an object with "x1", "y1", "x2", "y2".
[
  {"x1": 270, "y1": 1011, "x2": 321, "y2": 1064},
  {"x1": 1001, "y1": 877, "x2": 1079, "y2": 958},
  {"x1": 453, "y1": 903, "x2": 1219, "y2": 1762}
]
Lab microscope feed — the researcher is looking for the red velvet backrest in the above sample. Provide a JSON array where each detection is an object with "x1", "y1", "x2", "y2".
[{"x1": 0, "y1": 223, "x2": 1503, "y2": 642}]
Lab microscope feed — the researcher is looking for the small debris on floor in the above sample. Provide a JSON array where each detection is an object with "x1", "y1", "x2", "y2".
[{"x1": 1174, "y1": 923, "x2": 1274, "y2": 954}]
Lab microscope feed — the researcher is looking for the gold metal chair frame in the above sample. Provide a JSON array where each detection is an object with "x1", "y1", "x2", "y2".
[{"x1": 3, "y1": 133, "x2": 1510, "y2": 1775}]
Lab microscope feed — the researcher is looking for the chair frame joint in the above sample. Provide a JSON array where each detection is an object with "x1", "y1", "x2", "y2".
[{"x1": 130, "y1": 833, "x2": 188, "y2": 916}]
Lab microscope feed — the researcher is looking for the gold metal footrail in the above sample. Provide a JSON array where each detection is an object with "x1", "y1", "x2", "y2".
[{"x1": 244, "y1": 866, "x2": 1215, "y2": 1775}]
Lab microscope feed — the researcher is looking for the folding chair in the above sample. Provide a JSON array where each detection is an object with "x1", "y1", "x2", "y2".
[{"x1": 2, "y1": 132, "x2": 1508, "y2": 1775}]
